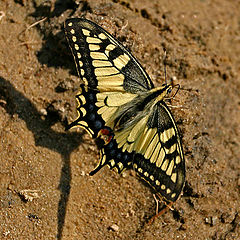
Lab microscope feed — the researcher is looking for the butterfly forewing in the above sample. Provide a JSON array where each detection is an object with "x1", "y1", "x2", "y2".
[{"x1": 64, "y1": 18, "x2": 153, "y2": 92}]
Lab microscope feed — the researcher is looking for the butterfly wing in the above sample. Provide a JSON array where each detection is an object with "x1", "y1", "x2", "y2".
[
  {"x1": 112, "y1": 100, "x2": 185, "y2": 202},
  {"x1": 134, "y1": 102, "x2": 185, "y2": 202},
  {"x1": 65, "y1": 18, "x2": 154, "y2": 137}
]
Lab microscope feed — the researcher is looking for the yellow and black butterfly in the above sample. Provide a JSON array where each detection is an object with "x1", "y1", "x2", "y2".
[{"x1": 64, "y1": 18, "x2": 185, "y2": 204}]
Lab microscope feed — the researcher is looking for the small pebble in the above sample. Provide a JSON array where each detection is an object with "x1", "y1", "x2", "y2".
[
  {"x1": 211, "y1": 216, "x2": 218, "y2": 226},
  {"x1": 109, "y1": 224, "x2": 119, "y2": 232},
  {"x1": 80, "y1": 170, "x2": 85, "y2": 176},
  {"x1": 19, "y1": 189, "x2": 40, "y2": 202},
  {"x1": 205, "y1": 217, "x2": 211, "y2": 225},
  {"x1": 39, "y1": 108, "x2": 47, "y2": 116},
  {"x1": 205, "y1": 216, "x2": 218, "y2": 226}
]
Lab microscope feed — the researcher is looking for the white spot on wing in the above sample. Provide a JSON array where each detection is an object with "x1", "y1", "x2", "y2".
[
  {"x1": 105, "y1": 44, "x2": 116, "y2": 56},
  {"x1": 155, "y1": 148, "x2": 165, "y2": 167},
  {"x1": 109, "y1": 159, "x2": 115, "y2": 167},
  {"x1": 79, "y1": 95, "x2": 86, "y2": 104},
  {"x1": 161, "y1": 160, "x2": 169, "y2": 171},
  {"x1": 144, "y1": 172, "x2": 149, "y2": 177},
  {"x1": 171, "y1": 193, "x2": 176, "y2": 199},
  {"x1": 95, "y1": 67, "x2": 119, "y2": 76},
  {"x1": 176, "y1": 155, "x2": 181, "y2": 164},
  {"x1": 171, "y1": 173, "x2": 177, "y2": 183},
  {"x1": 150, "y1": 175, "x2": 154, "y2": 181},
  {"x1": 166, "y1": 160, "x2": 174, "y2": 176},
  {"x1": 92, "y1": 60, "x2": 112, "y2": 67},
  {"x1": 161, "y1": 185, "x2": 166, "y2": 190},
  {"x1": 79, "y1": 61, "x2": 83, "y2": 67},
  {"x1": 80, "y1": 107, "x2": 87, "y2": 116},
  {"x1": 81, "y1": 69, "x2": 85, "y2": 76},
  {"x1": 118, "y1": 162, "x2": 124, "y2": 171},
  {"x1": 113, "y1": 54, "x2": 130, "y2": 70}
]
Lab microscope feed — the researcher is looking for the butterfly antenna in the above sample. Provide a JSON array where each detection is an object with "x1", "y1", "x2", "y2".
[
  {"x1": 163, "y1": 48, "x2": 167, "y2": 85},
  {"x1": 172, "y1": 84, "x2": 180, "y2": 98}
]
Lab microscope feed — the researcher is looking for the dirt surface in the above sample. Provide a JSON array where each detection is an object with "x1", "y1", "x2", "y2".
[{"x1": 0, "y1": 0, "x2": 239, "y2": 239}]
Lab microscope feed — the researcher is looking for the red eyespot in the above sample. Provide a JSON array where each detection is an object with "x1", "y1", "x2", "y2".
[{"x1": 98, "y1": 128, "x2": 113, "y2": 145}]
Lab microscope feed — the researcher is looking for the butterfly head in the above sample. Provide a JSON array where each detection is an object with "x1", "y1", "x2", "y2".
[
  {"x1": 154, "y1": 83, "x2": 173, "y2": 100},
  {"x1": 161, "y1": 82, "x2": 180, "y2": 99},
  {"x1": 166, "y1": 84, "x2": 173, "y2": 95}
]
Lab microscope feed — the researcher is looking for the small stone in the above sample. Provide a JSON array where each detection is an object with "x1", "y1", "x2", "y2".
[
  {"x1": 171, "y1": 75, "x2": 177, "y2": 82},
  {"x1": 121, "y1": 172, "x2": 127, "y2": 178},
  {"x1": 55, "y1": 79, "x2": 73, "y2": 92},
  {"x1": 205, "y1": 217, "x2": 211, "y2": 225},
  {"x1": 129, "y1": 209, "x2": 135, "y2": 216},
  {"x1": 3, "y1": 230, "x2": 10, "y2": 236},
  {"x1": 109, "y1": 224, "x2": 119, "y2": 232},
  {"x1": 7, "y1": 184, "x2": 14, "y2": 191},
  {"x1": 46, "y1": 100, "x2": 68, "y2": 121},
  {"x1": 221, "y1": 211, "x2": 235, "y2": 224},
  {"x1": 179, "y1": 223, "x2": 187, "y2": 230},
  {"x1": 205, "y1": 216, "x2": 218, "y2": 226},
  {"x1": 39, "y1": 108, "x2": 47, "y2": 116},
  {"x1": 19, "y1": 189, "x2": 40, "y2": 202},
  {"x1": 211, "y1": 216, "x2": 218, "y2": 226},
  {"x1": 80, "y1": 170, "x2": 85, "y2": 176}
]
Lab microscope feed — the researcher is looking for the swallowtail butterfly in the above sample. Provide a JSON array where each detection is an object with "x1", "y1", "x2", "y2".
[{"x1": 64, "y1": 18, "x2": 185, "y2": 204}]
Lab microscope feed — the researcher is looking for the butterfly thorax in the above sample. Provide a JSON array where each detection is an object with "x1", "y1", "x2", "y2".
[
  {"x1": 111, "y1": 84, "x2": 172, "y2": 132},
  {"x1": 97, "y1": 84, "x2": 172, "y2": 145}
]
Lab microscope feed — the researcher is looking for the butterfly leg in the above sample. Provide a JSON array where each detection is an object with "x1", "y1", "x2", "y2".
[{"x1": 148, "y1": 199, "x2": 173, "y2": 225}]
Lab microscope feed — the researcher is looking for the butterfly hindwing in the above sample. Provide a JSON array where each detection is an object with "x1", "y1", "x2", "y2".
[
  {"x1": 131, "y1": 102, "x2": 185, "y2": 202},
  {"x1": 90, "y1": 137, "x2": 134, "y2": 176},
  {"x1": 67, "y1": 84, "x2": 105, "y2": 137}
]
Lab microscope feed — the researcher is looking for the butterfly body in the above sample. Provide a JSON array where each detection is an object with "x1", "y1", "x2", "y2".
[{"x1": 65, "y1": 18, "x2": 185, "y2": 203}]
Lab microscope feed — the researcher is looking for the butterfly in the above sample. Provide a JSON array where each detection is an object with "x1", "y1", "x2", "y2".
[{"x1": 64, "y1": 18, "x2": 185, "y2": 204}]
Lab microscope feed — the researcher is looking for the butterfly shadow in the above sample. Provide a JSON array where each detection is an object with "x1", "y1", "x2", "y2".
[{"x1": 0, "y1": 76, "x2": 83, "y2": 239}]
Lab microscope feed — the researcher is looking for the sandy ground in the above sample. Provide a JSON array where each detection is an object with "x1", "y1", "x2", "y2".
[{"x1": 0, "y1": 0, "x2": 239, "y2": 239}]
